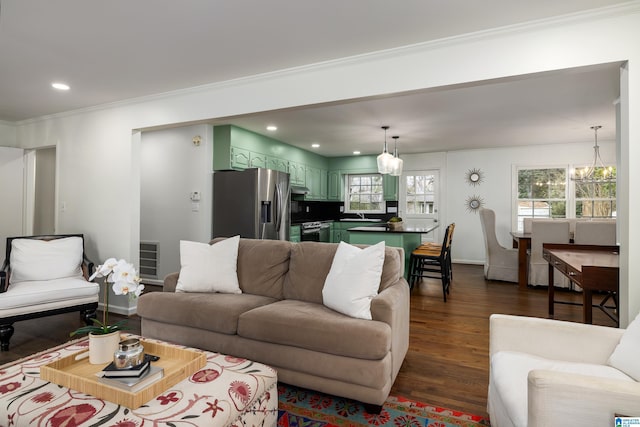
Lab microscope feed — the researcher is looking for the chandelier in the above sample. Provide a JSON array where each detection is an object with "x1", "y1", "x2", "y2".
[
  {"x1": 570, "y1": 125, "x2": 615, "y2": 183},
  {"x1": 376, "y1": 126, "x2": 394, "y2": 174}
]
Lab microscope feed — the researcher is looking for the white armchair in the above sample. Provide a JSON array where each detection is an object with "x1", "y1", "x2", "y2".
[
  {"x1": 479, "y1": 208, "x2": 518, "y2": 283},
  {"x1": 488, "y1": 314, "x2": 640, "y2": 427},
  {"x1": 0, "y1": 234, "x2": 100, "y2": 350}
]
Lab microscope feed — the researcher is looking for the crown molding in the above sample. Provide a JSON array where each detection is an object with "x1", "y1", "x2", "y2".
[{"x1": 16, "y1": 1, "x2": 640, "y2": 127}]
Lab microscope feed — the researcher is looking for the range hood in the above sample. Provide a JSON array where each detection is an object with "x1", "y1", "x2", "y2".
[{"x1": 291, "y1": 185, "x2": 310, "y2": 195}]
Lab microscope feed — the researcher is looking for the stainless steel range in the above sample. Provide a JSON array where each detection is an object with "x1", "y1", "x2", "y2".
[{"x1": 300, "y1": 221, "x2": 331, "y2": 242}]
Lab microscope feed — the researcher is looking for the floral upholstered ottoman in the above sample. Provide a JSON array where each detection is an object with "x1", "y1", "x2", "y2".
[{"x1": 0, "y1": 337, "x2": 277, "y2": 426}]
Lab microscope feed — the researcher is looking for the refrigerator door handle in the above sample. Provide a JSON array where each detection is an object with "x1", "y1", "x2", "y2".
[{"x1": 274, "y1": 184, "x2": 282, "y2": 233}]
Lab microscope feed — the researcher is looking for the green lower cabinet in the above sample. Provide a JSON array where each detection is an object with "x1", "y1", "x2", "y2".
[
  {"x1": 348, "y1": 231, "x2": 421, "y2": 280},
  {"x1": 290, "y1": 225, "x2": 301, "y2": 243}
]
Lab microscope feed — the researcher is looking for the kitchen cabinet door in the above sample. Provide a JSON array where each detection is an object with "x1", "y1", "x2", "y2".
[
  {"x1": 305, "y1": 166, "x2": 322, "y2": 200},
  {"x1": 289, "y1": 161, "x2": 305, "y2": 186},
  {"x1": 249, "y1": 152, "x2": 268, "y2": 168},
  {"x1": 267, "y1": 156, "x2": 288, "y2": 173},
  {"x1": 327, "y1": 170, "x2": 342, "y2": 201},
  {"x1": 383, "y1": 175, "x2": 398, "y2": 201},
  {"x1": 230, "y1": 147, "x2": 250, "y2": 169},
  {"x1": 319, "y1": 169, "x2": 328, "y2": 200}
]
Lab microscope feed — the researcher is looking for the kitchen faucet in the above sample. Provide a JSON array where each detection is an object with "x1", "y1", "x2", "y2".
[{"x1": 357, "y1": 212, "x2": 365, "y2": 219}]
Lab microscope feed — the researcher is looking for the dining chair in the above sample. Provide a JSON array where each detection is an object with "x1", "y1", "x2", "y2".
[
  {"x1": 574, "y1": 221, "x2": 617, "y2": 245},
  {"x1": 408, "y1": 223, "x2": 454, "y2": 301},
  {"x1": 479, "y1": 208, "x2": 518, "y2": 283},
  {"x1": 529, "y1": 221, "x2": 570, "y2": 287}
]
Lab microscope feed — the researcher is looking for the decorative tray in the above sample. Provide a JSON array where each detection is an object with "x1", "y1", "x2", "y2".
[{"x1": 40, "y1": 337, "x2": 206, "y2": 409}]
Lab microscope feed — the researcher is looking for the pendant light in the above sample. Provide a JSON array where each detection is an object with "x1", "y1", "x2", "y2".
[
  {"x1": 570, "y1": 125, "x2": 614, "y2": 183},
  {"x1": 390, "y1": 135, "x2": 403, "y2": 176},
  {"x1": 376, "y1": 126, "x2": 394, "y2": 174}
]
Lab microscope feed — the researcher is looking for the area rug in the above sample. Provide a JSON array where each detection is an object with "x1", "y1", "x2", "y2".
[{"x1": 278, "y1": 384, "x2": 491, "y2": 427}]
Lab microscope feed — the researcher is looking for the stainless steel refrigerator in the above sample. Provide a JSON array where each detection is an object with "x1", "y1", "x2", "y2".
[{"x1": 212, "y1": 168, "x2": 291, "y2": 240}]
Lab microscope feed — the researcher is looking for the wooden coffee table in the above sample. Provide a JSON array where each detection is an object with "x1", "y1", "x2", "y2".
[{"x1": 0, "y1": 335, "x2": 277, "y2": 426}]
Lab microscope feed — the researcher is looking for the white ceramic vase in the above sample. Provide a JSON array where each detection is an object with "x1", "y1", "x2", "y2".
[{"x1": 89, "y1": 331, "x2": 120, "y2": 365}]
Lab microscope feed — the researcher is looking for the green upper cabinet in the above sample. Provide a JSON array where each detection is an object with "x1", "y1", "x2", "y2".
[
  {"x1": 213, "y1": 125, "x2": 398, "y2": 202},
  {"x1": 249, "y1": 152, "x2": 268, "y2": 169},
  {"x1": 267, "y1": 156, "x2": 288, "y2": 173},
  {"x1": 289, "y1": 161, "x2": 306, "y2": 186},
  {"x1": 304, "y1": 165, "x2": 326, "y2": 200},
  {"x1": 383, "y1": 175, "x2": 398, "y2": 201},
  {"x1": 230, "y1": 146, "x2": 250, "y2": 169},
  {"x1": 327, "y1": 170, "x2": 342, "y2": 201}
]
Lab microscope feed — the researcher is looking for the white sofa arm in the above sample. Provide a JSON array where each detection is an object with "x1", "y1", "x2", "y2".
[
  {"x1": 528, "y1": 369, "x2": 640, "y2": 426},
  {"x1": 490, "y1": 314, "x2": 624, "y2": 364}
]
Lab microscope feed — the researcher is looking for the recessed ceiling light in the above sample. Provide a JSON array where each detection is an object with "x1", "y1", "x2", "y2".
[
  {"x1": 266, "y1": 125, "x2": 277, "y2": 131},
  {"x1": 353, "y1": 151, "x2": 361, "y2": 155},
  {"x1": 311, "y1": 143, "x2": 320, "y2": 148},
  {"x1": 51, "y1": 82, "x2": 70, "y2": 91}
]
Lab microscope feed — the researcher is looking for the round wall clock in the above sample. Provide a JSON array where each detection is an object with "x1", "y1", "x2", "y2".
[
  {"x1": 465, "y1": 168, "x2": 484, "y2": 186},
  {"x1": 465, "y1": 195, "x2": 484, "y2": 213}
]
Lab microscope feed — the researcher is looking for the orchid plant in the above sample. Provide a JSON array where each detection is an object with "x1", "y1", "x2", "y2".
[{"x1": 71, "y1": 258, "x2": 144, "y2": 336}]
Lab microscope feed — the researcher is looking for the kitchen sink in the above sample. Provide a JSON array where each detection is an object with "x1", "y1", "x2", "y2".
[{"x1": 339, "y1": 218, "x2": 382, "y2": 222}]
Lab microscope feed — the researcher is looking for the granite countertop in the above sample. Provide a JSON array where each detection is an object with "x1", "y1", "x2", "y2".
[{"x1": 348, "y1": 224, "x2": 439, "y2": 234}]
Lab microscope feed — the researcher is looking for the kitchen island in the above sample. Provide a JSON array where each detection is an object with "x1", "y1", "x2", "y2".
[{"x1": 348, "y1": 224, "x2": 439, "y2": 279}]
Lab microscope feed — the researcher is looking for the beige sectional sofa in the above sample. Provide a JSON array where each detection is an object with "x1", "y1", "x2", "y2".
[{"x1": 137, "y1": 238, "x2": 410, "y2": 407}]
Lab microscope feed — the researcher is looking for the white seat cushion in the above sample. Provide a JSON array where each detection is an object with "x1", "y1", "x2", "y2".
[
  {"x1": 491, "y1": 350, "x2": 634, "y2": 427},
  {"x1": 0, "y1": 277, "x2": 100, "y2": 310}
]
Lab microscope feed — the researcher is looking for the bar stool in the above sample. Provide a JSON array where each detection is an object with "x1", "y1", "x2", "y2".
[{"x1": 408, "y1": 223, "x2": 455, "y2": 301}]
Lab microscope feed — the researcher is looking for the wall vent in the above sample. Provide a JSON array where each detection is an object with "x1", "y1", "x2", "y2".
[{"x1": 139, "y1": 241, "x2": 159, "y2": 279}]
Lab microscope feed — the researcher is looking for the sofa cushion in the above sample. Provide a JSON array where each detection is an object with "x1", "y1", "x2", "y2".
[
  {"x1": 608, "y1": 312, "x2": 640, "y2": 380},
  {"x1": 284, "y1": 242, "x2": 403, "y2": 304},
  {"x1": 136, "y1": 291, "x2": 278, "y2": 335},
  {"x1": 0, "y1": 277, "x2": 99, "y2": 310},
  {"x1": 176, "y1": 237, "x2": 241, "y2": 294},
  {"x1": 322, "y1": 241, "x2": 385, "y2": 320},
  {"x1": 9, "y1": 237, "x2": 83, "y2": 284},
  {"x1": 235, "y1": 238, "x2": 292, "y2": 299},
  {"x1": 237, "y1": 299, "x2": 391, "y2": 359},
  {"x1": 492, "y1": 350, "x2": 634, "y2": 427}
]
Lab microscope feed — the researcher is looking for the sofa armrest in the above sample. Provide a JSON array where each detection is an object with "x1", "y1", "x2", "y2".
[
  {"x1": 371, "y1": 278, "x2": 410, "y2": 375},
  {"x1": 528, "y1": 370, "x2": 640, "y2": 426},
  {"x1": 163, "y1": 272, "x2": 180, "y2": 292},
  {"x1": 490, "y1": 314, "x2": 624, "y2": 364}
]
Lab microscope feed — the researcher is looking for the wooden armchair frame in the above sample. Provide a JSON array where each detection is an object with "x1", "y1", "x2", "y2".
[{"x1": 0, "y1": 234, "x2": 98, "y2": 351}]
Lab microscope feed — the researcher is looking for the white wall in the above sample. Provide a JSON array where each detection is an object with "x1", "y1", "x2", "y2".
[
  {"x1": 0, "y1": 121, "x2": 17, "y2": 147},
  {"x1": 0, "y1": 147, "x2": 24, "y2": 262},
  {"x1": 140, "y1": 124, "x2": 212, "y2": 283},
  {"x1": 9, "y1": 8, "x2": 640, "y2": 324}
]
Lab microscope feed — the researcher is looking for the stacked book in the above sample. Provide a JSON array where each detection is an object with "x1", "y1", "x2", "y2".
[{"x1": 97, "y1": 354, "x2": 164, "y2": 392}]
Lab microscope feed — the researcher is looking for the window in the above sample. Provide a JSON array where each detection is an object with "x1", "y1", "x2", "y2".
[
  {"x1": 344, "y1": 174, "x2": 385, "y2": 213},
  {"x1": 515, "y1": 165, "x2": 616, "y2": 231},
  {"x1": 405, "y1": 174, "x2": 435, "y2": 214},
  {"x1": 574, "y1": 166, "x2": 617, "y2": 218}
]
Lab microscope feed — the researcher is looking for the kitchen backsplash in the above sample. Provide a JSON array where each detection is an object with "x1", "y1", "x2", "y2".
[{"x1": 291, "y1": 200, "x2": 398, "y2": 224}]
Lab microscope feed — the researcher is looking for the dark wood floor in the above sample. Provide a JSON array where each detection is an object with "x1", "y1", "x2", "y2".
[{"x1": 0, "y1": 264, "x2": 616, "y2": 418}]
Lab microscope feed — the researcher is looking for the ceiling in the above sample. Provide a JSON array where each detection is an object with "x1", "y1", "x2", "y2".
[{"x1": 0, "y1": 0, "x2": 628, "y2": 155}]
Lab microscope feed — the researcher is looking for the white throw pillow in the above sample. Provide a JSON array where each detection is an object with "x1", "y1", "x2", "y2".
[
  {"x1": 176, "y1": 236, "x2": 242, "y2": 294},
  {"x1": 322, "y1": 241, "x2": 385, "y2": 320},
  {"x1": 9, "y1": 237, "x2": 83, "y2": 284},
  {"x1": 608, "y1": 312, "x2": 640, "y2": 380}
]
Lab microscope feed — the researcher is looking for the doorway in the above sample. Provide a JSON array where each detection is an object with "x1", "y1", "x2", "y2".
[{"x1": 399, "y1": 170, "x2": 440, "y2": 243}]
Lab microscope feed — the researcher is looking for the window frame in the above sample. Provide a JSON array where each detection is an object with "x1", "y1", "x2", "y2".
[
  {"x1": 513, "y1": 163, "x2": 617, "y2": 231},
  {"x1": 343, "y1": 173, "x2": 386, "y2": 214}
]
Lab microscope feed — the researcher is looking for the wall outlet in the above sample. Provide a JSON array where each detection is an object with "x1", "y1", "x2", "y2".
[{"x1": 339, "y1": 205, "x2": 344, "y2": 212}]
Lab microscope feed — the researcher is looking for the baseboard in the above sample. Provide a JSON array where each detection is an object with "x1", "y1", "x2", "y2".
[{"x1": 98, "y1": 302, "x2": 138, "y2": 316}]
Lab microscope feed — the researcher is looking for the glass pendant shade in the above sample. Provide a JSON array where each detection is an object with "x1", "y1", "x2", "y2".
[
  {"x1": 377, "y1": 126, "x2": 394, "y2": 174},
  {"x1": 390, "y1": 136, "x2": 403, "y2": 176},
  {"x1": 390, "y1": 156, "x2": 403, "y2": 176},
  {"x1": 377, "y1": 152, "x2": 394, "y2": 174}
]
